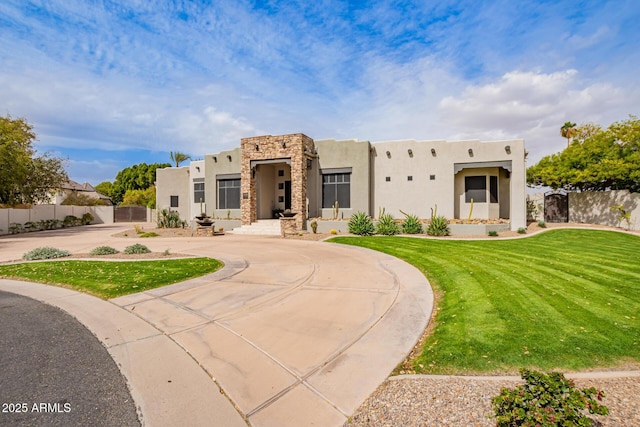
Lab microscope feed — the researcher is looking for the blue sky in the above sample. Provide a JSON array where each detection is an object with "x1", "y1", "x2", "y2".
[{"x1": 1, "y1": 0, "x2": 639, "y2": 185}]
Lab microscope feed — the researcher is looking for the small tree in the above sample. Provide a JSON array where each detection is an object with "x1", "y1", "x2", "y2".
[{"x1": 0, "y1": 115, "x2": 68, "y2": 205}]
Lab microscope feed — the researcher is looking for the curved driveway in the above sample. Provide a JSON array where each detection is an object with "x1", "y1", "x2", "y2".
[{"x1": 0, "y1": 224, "x2": 433, "y2": 427}]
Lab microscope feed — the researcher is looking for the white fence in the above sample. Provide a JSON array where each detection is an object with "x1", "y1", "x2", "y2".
[{"x1": 0, "y1": 205, "x2": 114, "y2": 235}]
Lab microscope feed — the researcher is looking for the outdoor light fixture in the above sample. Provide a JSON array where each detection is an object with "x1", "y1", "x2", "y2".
[
  {"x1": 408, "y1": 149, "x2": 413, "y2": 157},
  {"x1": 280, "y1": 141, "x2": 286, "y2": 148},
  {"x1": 386, "y1": 150, "x2": 391, "y2": 158},
  {"x1": 505, "y1": 145, "x2": 511, "y2": 154},
  {"x1": 255, "y1": 144, "x2": 260, "y2": 151},
  {"x1": 431, "y1": 148, "x2": 436, "y2": 156},
  {"x1": 195, "y1": 166, "x2": 200, "y2": 172},
  {"x1": 213, "y1": 156, "x2": 217, "y2": 162},
  {"x1": 227, "y1": 155, "x2": 232, "y2": 161},
  {"x1": 468, "y1": 148, "x2": 474, "y2": 157}
]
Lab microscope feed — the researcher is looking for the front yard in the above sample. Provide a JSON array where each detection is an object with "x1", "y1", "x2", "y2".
[{"x1": 331, "y1": 229, "x2": 640, "y2": 374}]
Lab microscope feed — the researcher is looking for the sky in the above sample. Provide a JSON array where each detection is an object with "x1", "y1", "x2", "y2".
[{"x1": 1, "y1": 0, "x2": 639, "y2": 185}]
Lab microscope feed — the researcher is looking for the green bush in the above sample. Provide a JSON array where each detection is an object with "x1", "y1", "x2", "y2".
[
  {"x1": 9, "y1": 223, "x2": 25, "y2": 234},
  {"x1": 157, "y1": 209, "x2": 184, "y2": 228},
  {"x1": 23, "y1": 247, "x2": 71, "y2": 260},
  {"x1": 401, "y1": 213, "x2": 423, "y2": 234},
  {"x1": 488, "y1": 230, "x2": 499, "y2": 237},
  {"x1": 376, "y1": 213, "x2": 400, "y2": 236},
  {"x1": 517, "y1": 227, "x2": 527, "y2": 234},
  {"x1": 538, "y1": 220, "x2": 547, "y2": 228},
  {"x1": 81, "y1": 212, "x2": 94, "y2": 225},
  {"x1": 24, "y1": 221, "x2": 40, "y2": 231},
  {"x1": 348, "y1": 211, "x2": 375, "y2": 236},
  {"x1": 492, "y1": 368, "x2": 608, "y2": 426},
  {"x1": 426, "y1": 215, "x2": 450, "y2": 236},
  {"x1": 124, "y1": 243, "x2": 151, "y2": 254},
  {"x1": 63, "y1": 215, "x2": 80, "y2": 227},
  {"x1": 89, "y1": 246, "x2": 119, "y2": 255}
]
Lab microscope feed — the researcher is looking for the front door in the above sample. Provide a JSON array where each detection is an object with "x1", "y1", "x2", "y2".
[{"x1": 284, "y1": 180, "x2": 291, "y2": 210}]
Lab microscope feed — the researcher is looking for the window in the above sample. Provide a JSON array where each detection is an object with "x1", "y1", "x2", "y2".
[
  {"x1": 322, "y1": 173, "x2": 350, "y2": 208},
  {"x1": 218, "y1": 179, "x2": 241, "y2": 209},
  {"x1": 490, "y1": 176, "x2": 498, "y2": 203},
  {"x1": 194, "y1": 182, "x2": 205, "y2": 203},
  {"x1": 170, "y1": 195, "x2": 179, "y2": 207},
  {"x1": 465, "y1": 176, "x2": 486, "y2": 203},
  {"x1": 407, "y1": 176, "x2": 413, "y2": 181},
  {"x1": 430, "y1": 175, "x2": 436, "y2": 180},
  {"x1": 385, "y1": 176, "x2": 391, "y2": 182}
]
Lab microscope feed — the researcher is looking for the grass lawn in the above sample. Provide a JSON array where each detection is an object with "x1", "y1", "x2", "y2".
[
  {"x1": 330, "y1": 229, "x2": 640, "y2": 374},
  {"x1": 0, "y1": 258, "x2": 223, "y2": 299}
]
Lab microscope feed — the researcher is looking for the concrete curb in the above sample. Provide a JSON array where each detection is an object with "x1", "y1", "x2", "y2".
[{"x1": 0, "y1": 279, "x2": 248, "y2": 427}]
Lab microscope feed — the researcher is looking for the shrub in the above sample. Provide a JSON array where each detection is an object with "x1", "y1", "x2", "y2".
[
  {"x1": 488, "y1": 230, "x2": 499, "y2": 237},
  {"x1": 330, "y1": 229, "x2": 338, "y2": 235},
  {"x1": 81, "y1": 212, "x2": 94, "y2": 225},
  {"x1": 124, "y1": 243, "x2": 151, "y2": 254},
  {"x1": 376, "y1": 213, "x2": 400, "y2": 236},
  {"x1": 23, "y1": 247, "x2": 71, "y2": 260},
  {"x1": 401, "y1": 213, "x2": 423, "y2": 234},
  {"x1": 157, "y1": 209, "x2": 183, "y2": 228},
  {"x1": 426, "y1": 216, "x2": 450, "y2": 236},
  {"x1": 517, "y1": 227, "x2": 527, "y2": 234},
  {"x1": 538, "y1": 220, "x2": 547, "y2": 228},
  {"x1": 348, "y1": 211, "x2": 375, "y2": 236},
  {"x1": 310, "y1": 219, "x2": 318, "y2": 234},
  {"x1": 63, "y1": 215, "x2": 80, "y2": 227},
  {"x1": 9, "y1": 223, "x2": 25, "y2": 234},
  {"x1": 90, "y1": 246, "x2": 119, "y2": 255},
  {"x1": 492, "y1": 368, "x2": 608, "y2": 427}
]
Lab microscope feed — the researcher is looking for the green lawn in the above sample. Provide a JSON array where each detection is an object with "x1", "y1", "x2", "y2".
[
  {"x1": 0, "y1": 258, "x2": 223, "y2": 299},
  {"x1": 330, "y1": 229, "x2": 640, "y2": 374}
]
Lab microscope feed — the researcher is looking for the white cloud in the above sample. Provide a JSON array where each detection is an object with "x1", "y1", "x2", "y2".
[{"x1": 437, "y1": 70, "x2": 639, "y2": 162}]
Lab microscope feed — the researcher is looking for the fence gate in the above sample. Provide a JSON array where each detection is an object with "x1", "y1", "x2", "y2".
[
  {"x1": 114, "y1": 206, "x2": 148, "y2": 222},
  {"x1": 544, "y1": 191, "x2": 569, "y2": 223}
]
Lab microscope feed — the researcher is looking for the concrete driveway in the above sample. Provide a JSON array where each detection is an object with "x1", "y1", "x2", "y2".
[{"x1": 0, "y1": 224, "x2": 433, "y2": 426}]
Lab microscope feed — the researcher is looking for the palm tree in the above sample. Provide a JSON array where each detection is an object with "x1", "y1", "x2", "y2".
[
  {"x1": 170, "y1": 151, "x2": 191, "y2": 167},
  {"x1": 560, "y1": 122, "x2": 577, "y2": 147}
]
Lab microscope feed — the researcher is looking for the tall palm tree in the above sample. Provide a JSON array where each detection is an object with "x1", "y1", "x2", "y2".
[
  {"x1": 170, "y1": 151, "x2": 191, "y2": 167},
  {"x1": 560, "y1": 122, "x2": 577, "y2": 147}
]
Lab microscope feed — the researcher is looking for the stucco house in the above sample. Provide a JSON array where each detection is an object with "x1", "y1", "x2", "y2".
[
  {"x1": 156, "y1": 133, "x2": 526, "y2": 233},
  {"x1": 46, "y1": 180, "x2": 113, "y2": 206}
]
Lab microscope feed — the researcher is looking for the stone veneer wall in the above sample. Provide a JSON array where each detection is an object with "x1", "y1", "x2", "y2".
[{"x1": 240, "y1": 134, "x2": 315, "y2": 231}]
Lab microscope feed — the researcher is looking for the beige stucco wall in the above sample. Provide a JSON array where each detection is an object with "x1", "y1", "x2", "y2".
[
  {"x1": 204, "y1": 147, "x2": 242, "y2": 219},
  {"x1": 313, "y1": 138, "x2": 370, "y2": 218},
  {"x1": 569, "y1": 190, "x2": 640, "y2": 230},
  {"x1": 156, "y1": 166, "x2": 190, "y2": 221},
  {"x1": 372, "y1": 139, "x2": 526, "y2": 230}
]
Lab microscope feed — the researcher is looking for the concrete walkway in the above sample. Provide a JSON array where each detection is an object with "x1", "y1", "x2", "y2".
[{"x1": 0, "y1": 224, "x2": 433, "y2": 426}]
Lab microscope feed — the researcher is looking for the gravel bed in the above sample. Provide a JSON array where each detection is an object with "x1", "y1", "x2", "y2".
[{"x1": 346, "y1": 375, "x2": 640, "y2": 426}]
